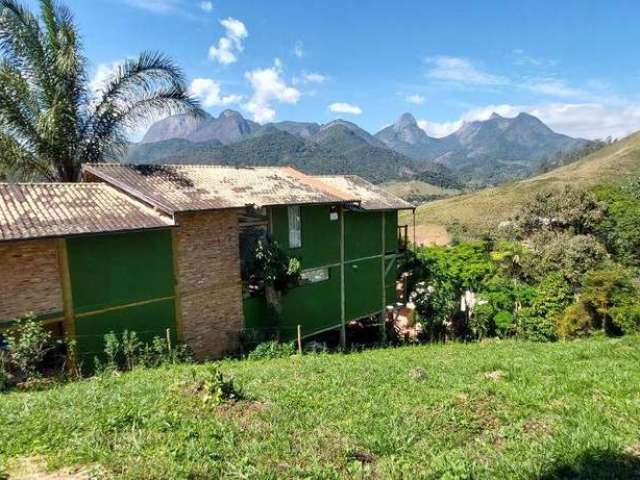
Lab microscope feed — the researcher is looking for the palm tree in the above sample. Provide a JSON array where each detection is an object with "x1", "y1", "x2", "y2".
[{"x1": 0, "y1": 0, "x2": 201, "y2": 182}]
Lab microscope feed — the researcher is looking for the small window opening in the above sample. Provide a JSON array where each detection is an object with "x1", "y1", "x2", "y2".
[{"x1": 288, "y1": 205, "x2": 302, "y2": 248}]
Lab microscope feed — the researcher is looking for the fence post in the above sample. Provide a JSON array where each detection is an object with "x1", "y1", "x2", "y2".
[
  {"x1": 297, "y1": 324, "x2": 302, "y2": 355},
  {"x1": 166, "y1": 328, "x2": 172, "y2": 355}
]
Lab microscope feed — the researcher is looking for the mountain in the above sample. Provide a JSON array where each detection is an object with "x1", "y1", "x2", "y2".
[
  {"x1": 376, "y1": 112, "x2": 587, "y2": 186},
  {"x1": 409, "y1": 130, "x2": 640, "y2": 240},
  {"x1": 141, "y1": 109, "x2": 260, "y2": 145},
  {"x1": 375, "y1": 113, "x2": 451, "y2": 160},
  {"x1": 128, "y1": 128, "x2": 419, "y2": 183}
]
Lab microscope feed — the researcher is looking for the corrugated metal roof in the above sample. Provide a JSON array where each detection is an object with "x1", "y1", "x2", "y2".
[
  {"x1": 0, "y1": 183, "x2": 173, "y2": 242},
  {"x1": 84, "y1": 164, "x2": 358, "y2": 213},
  {"x1": 315, "y1": 175, "x2": 415, "y2": 211}
]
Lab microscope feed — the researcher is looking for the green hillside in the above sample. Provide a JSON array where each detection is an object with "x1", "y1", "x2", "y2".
[
  {"x1": 382, "y1": 179, "x2": 460, "y2": 203},
  {"x1": 2, "y1": 337, "x2": 640, "y2": 478},
  {"x1": 410, "y1": 131, "x2": 640, "y2": 237}
]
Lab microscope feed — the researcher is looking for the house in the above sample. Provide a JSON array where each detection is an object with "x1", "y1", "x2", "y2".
[{"x1": 0, "y1": 165, "x2": 413, "y2": 362}]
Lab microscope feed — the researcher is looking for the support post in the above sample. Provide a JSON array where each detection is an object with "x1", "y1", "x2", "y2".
[
  {"x1": 170, "y1": 228, "x2": 184, "y2": 342},
  {"x1": 412, "y1": 208, "x2": 417, "y2": 247},
  {"x1": 297, "y1": 324, "x2": 302, "y2": 355},
  {"x1": 57, "y1": 238, "x2": 76, "y2": 369},
  {"x1": 381, "y1": 211, "x2": 387, "y2": 344},
  {"x1": 339, "y1": 205, "x2": 346, "y2": 350}
]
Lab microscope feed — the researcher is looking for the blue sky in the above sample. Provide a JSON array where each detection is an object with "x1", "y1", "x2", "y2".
[{"x1": 40, "y1": 0, "x2": 640, "y2": 139}]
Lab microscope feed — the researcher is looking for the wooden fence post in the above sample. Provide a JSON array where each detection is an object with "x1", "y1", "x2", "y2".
[{"x1": 297, "y1": 324, "x2": 302, "y2": 355}]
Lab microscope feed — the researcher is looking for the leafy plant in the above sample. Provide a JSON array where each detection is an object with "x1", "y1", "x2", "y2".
[
  {"x1": 121, "y1": 330, "x2": 142, "y2": 370},
  {"x1": 0, "y1": 0, "x2": 201, "y2": 181},
  {"x1": 247, "y1": 341, "x2": 295, "y2": 360},
  {"x1": 556, "y1": 302, "x2": 593, "y2": 339},
  {"x1": 194, "y1": 364, "x2": 243, "y2": 405},
  {"x1": 3, "y1": 313, "x2": 53, "y2": 380}
]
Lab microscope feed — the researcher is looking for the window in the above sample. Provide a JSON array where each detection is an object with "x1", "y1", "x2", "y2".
[
  {"x1": 288, "y1": 205, "x2": 301, "y2": 248},
  {"x1": 300, "y1": 267, "x2": 329, "y2": 284}
]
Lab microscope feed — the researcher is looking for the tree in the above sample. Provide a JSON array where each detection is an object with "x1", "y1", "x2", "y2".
[{"x1": 0, "y1": 0, "x2": 201, "y2": 181}]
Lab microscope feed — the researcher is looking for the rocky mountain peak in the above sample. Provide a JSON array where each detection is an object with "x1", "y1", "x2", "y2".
[{"x1": 396, "y1": 112, "x2": 418, "y2": 129}]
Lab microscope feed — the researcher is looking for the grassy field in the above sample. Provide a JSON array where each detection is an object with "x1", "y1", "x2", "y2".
[
  {"x1": 1, "y1": 336, "x2": 640, "y2": 479},
  {"x1": 406, "y1": 132, "x2": 640, "y2": 239},
  {"x1": 382, "y1": 179, "x2": 460, "y2": 202}
]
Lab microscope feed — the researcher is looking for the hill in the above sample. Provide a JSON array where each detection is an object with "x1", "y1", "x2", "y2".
[
  {"x1": 410, "y1": 131, "x2": 640, "y2": 239},
  {"x1": 3, "y1": 337, "x2": 639, "y2": 478}
]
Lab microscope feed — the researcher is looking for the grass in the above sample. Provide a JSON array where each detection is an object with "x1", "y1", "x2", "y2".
[
  {"x1": 382, "y1": 179, "x2": 460, "y2": 202},
  {"x1": 405, "y1": 131, "x2": 640, "y2": 239},
  {"x1": 1, "y1": 336, "x2": 640, "y2": 478}
]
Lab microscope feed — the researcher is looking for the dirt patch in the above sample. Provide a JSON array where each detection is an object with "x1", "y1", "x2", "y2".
[
  {"x1": 522, "y1": 416, "x2": 555, "y2": 438},
  {"x1": 6, "y1": 456, "x2": 105, "y2": 480},
  {"x1": 410, "y1": 223, "x2": 451, "y2": 246},
  {"x1": 484, "y1": 370, "x2": 506, "y2": 382},
  {"x1": 625, "y1": 442, "x2": 640, "y2": 458},
  {"x1": 410, "y1": 367, "x2": 428, "y2": 381}
]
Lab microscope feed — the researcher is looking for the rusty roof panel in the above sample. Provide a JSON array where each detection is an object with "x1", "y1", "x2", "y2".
[
  {"x1": 84, "y1": 164, "x2": 358, "y2": 213},
  {"x1": 0, "y1": 183, "x2": 173, "y2": 242},
  {"x1": 315, "y1": 175, "x2": 415, "y2": 211}
]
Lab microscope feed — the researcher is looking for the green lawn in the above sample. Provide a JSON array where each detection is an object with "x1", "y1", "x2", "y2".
[{"x1": 2, "y1": 336, "x2": 640, "y2": 479}]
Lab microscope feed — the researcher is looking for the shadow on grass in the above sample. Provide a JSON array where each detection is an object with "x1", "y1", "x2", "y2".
[{"x1": 538, "y1": 448, "x2": 640, "y2": 479}]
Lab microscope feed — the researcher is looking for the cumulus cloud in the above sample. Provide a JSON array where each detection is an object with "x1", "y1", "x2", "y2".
[
  {"x1": 189, "y1": 78, "x2": 241, "y2": 107},
  {"x1": 425, "y1": 56, "x2": 508, "y2": 86},
  {"x1": 405, "y1": 94, "x2": 425, "y2": 105},
  {"x1": 417, "y1": 102, "x2": 640, "y2": 140},
  {"x1": 293, "y1": 40, "x2": 305, "y2": 58},
  {"x1": 200, "y1": 1, "x2": 213, "y2": 12},
  {"x1": 328, "y1": 102, "x2": 362, "y2": 115},
  {"x1": 244, "y1": 59, "x2": 301, "y2": 123},
  {"x1": 209, "y1": 17, "x2": 248, "y2": 65}
]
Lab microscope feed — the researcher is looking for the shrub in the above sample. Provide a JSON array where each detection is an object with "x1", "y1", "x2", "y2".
[
  {"x1": 3, "y1": 313, "x2": 54, "y2": 380},
  {"x1": 556, "y1": 302, "x2": 593, "y2": 339},
  {"x1": 610, "y1": 303, "x2": 640, "y2": 335},
  {"x1": 581, "y1": 265, "x2": 638, "y2": 335},
  {"x1": 494, "y1": 311, "x2": 515, "y2": 337},
  {"x1": 517, "y1": 272, "x2": 573, "y2": 341},
  {"x1": 248, "y1": 341, "x2": 295, "y2": 360},
  {"x1": 193, "y1": 364, "x2": 243, "y2": 405}
]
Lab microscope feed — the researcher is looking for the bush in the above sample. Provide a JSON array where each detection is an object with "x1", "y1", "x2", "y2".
[
  {"x1": 556, "y1": 303, "x2": 593, "y2": 339},
  {"x1": 610, "y1": 303, "x2": 640, "y2": 334},
  {"x1": 192, "y1": 364, "x2": 243, "y2": 405},
  {"x1": 247, "y1": 341, "x2": 295, "y2": 360},
  {"x1": 3, "y1": 313, "x2": 54, "y2": 381},
  {"x1": 517, "y1": 272, "x2": 573, "y2": 341},
  {"x1": 494, "y1": 311, "x2": 515, "y2": 337}
]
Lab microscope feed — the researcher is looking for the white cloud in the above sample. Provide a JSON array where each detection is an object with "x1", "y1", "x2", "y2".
[
  {"x1": 244, "y1": 59, "x2": 301, "y2": 123},
  {"x1": 425, "y1": 56, "x2": 508, "y2": 86},
  {"x1": 406, "y1": 94, "x2": 425, "y2": 105},
  {"x1": 90, "y1": 60, "x2": 124, "y2": 95},
  {"x1": 328, "y1": 102, "x2": 362, "y2": 115},
  {"x1": 302, "y1": 72, "x2": 326, "y2": 83},
  {"x1": 511, "y1": 49, "x2": 557, "y2": 68},
  {"x1": 417, "y1": 102, "x2": 640, "y2": 140},
  {"x1": 189, "y1": 78, "x2": 241, "y2": 107},
  {"x1": 525, "y1": 79, "x2": 584, "y2": 98},
  {"x1": 209, "y1": 17, "x2": 248, "y2": 65},
  {"x1": 293, "y1": 40, "x2": 305, "y2": 58},
  {"x1": 200, "y1": 1, "x2": 213, "y2": 12},
  {"x1": 121, "y1": 0, "x2": 182, "y2": 14}
]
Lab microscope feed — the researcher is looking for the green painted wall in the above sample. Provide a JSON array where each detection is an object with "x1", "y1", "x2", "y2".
[
  {"x1": 249, "y1": 206, "x2": 402, "y2": 338},
  {"x1": 75, "y1": 299, "x2": 176, "y2": 365},
  {"x1": 279, "y1": 265, "x2": 342, "y2": 340},
  {"x1": 271, "y1": 204, "x2": 340, "y2": 269},
  {"x1": 345, "y1": 257, "x2": 383, "y2": 320},
  {"x1": 384, "y1": 211, "x2": 399, "y2": 254},
  {"x1": 67, "y1": 230, "x2": 175, "y2": 314},
  {"x1": 66, "y1": 230, "x2": 177, "y2": 359},
  {"x1": 345, "y1": 211, "x2": 383, "y2": 261}
]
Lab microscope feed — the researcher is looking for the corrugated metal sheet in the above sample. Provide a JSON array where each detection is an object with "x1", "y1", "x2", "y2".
[
  {"x1": 315, "y1": 175, "x2": 415, "y2": 211},
  {"x1": 84, "y1": 164, "x2": 358, "y2": 213},
  {"x1": 0, "y1": 183, "x2": 173, "y2": 242}
]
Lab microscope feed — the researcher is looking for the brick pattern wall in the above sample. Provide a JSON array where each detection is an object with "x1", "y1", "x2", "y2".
[
  {"x1": 0, "y1": 239, "x2": 63, "y2": 322},
  {"x1": 174, "y1": 210, "x2": 244, "y2": 359}
]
